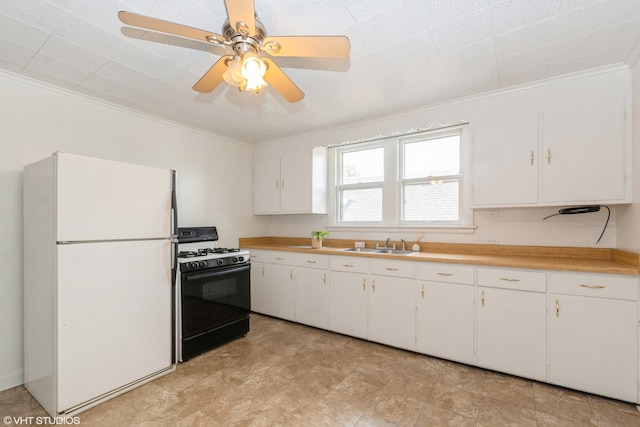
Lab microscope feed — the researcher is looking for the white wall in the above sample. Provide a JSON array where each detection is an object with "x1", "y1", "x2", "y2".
[
  {"x1": 256, "y1": 66, "x2": 632, "y2": 248},
  {"x1": 0, "y1": 72, "x2": 269, "y2": 391},
  {"x1": 616, "y1": 61, "x2": 640, "y2": 252}
]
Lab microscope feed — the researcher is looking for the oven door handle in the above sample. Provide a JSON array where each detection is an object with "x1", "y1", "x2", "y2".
[{"x1": 184, "y1": 264, "x2": 250, "y2": 281}]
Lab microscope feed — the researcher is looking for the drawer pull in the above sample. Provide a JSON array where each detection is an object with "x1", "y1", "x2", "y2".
[
  {"x1": 362, "y1": 278, "x2": 366, "y2": 291},
  {"x1": 261, "y1": 266, "x2": 265, "y2": 276},
  {"x1": 306, "y1": 260, "x2": 317, "y2": 264},
  {"x1": 372, "y1": 279, "x2": 376, "y2": 292},
  {"x1": 481, "y1": 290, "x2": 485, "y2": 307},
  {"x1": 437, "y1": 272, "x2": 453, "y2": 276},
  {"x1": 579, "y1": 284, "x2": 605, "y2": 289},
  {"x1": 555, "y1": 299, "x2": 559, "y2": 317},
  {"x1": 323, "y1": 273, "x2": 326, "y2": 285},
  {"x1": 500, "y1": 278, "x2": 520, "y2": 282},
  {"x1": 385, "y1": 267, "x2": 399, "y2": 271},
  {"x1": 343, "y1": 264, "x2": 354, "y2": 268},
  {"x1": 290, "y1": 270, "x2": 294, "y2": 280},
  {"x1": 276, "y1": 257, "x2": 285, "y2": 260},
  {"x1": 421, "y1": 283, "x2": 424, "y2": 299}
]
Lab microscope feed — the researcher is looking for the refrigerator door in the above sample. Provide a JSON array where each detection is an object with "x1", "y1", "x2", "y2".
[
  {"x1": 56, "y1": 153, "x2": 172, "y2": 242},
  {"x1": 56, "y1": 239, "x2": 172, "y2": 412}
]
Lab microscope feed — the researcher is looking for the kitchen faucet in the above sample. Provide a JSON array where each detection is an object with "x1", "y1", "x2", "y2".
[{"x1": 376, "y1": 238, "x2": 396, "y2": 250}]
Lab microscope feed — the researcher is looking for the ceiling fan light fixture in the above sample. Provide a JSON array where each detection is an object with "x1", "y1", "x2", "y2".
[
  {"x1": 223, "y1": 56, "x2": 246, "y2": 88},
  {"x1": 241, "y1": 53, "x2": 267, "y2": 93}
]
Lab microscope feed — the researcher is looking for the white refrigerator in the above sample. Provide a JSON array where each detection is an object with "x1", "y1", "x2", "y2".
[{"x1": 23, "y1": 152, "x2": 177, "y2": 416}]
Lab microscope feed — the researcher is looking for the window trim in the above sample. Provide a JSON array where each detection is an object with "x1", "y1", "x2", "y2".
[{"x1": 328, "y1": 125, "x2": 473, "y2": 230}]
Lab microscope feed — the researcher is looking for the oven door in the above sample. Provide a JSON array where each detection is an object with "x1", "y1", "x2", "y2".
[{"x1": 181, "y1": 263, "x2": 251, "y2": 340}]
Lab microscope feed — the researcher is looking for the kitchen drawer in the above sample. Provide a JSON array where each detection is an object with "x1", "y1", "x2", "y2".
[
  {"x1": 549, "y1": 272, "x2": 638, "y2": 301},
  {"x1": 477, "y1": 267, "x2": 546, "y2": 293},
  {"x1": 330, "y1": 256, "x2": 369, "y2": 273},
  {"x1": 418, "y1": 262, "x2": 474, "y2": 284},
  {"x1": 268, "y1": 251, "x2": 295, "y2": 265},
  {"x1": 248, "y1": 249, "x2": 269, "y2": 262},
  {"x1": 296, "y1": 253, "x2": 329, "y2": 269},
  {"x1": 370, "y1": 259, "x2": 416, "y2": 279}
]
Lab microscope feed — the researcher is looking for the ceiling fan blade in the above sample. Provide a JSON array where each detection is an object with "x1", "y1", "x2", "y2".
[
  {"x1": 262, "y1": 58, "x2": 304, "y2": 103},
  {"x1": 118, "y1": 11, "x2": 226, "y2": 45},
  {"x1": 262, "y1": 36, "x2": 350, "y2": 58},
  {"x1": 193, "y1": 56, "x2": 232, "y2": 93},
  {"x1": 224, "y1": 0, "x2": 256, "y2": 37}
]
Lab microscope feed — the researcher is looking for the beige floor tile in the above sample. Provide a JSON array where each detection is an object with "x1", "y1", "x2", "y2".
[{"x1": 3, "y1": 314, "x2": 640, "y2": 426}]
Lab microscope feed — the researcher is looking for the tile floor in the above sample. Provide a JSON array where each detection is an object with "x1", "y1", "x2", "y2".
[{"x1": 2, "y1": 314, "x2": 640, "y2": 426}]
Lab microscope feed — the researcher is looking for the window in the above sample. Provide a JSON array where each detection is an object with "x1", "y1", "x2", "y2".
[{"x1": 331, "y1": 126, "x2": 470, "y2": 228}]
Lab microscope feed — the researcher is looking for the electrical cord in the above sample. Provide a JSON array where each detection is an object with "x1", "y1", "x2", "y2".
[{"x1": 542, "y1": 205, "x2": 610, "y2": 244}]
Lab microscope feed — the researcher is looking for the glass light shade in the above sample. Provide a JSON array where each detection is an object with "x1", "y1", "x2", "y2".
[
  {"x1": 223, "y1": 58, "x2": 246, "y2": 88},
  {"x1": 241, "y1": 54, "x2": 267, "y2": 93}
]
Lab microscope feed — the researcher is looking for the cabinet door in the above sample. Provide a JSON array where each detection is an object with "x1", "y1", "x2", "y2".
[
  {"x1": 249, "y1": 261, "x2": 267, "y2": 314},
  {"x1": 330, "y1": 271, "x2": 368, "y2": 339},
  {"x1": 416, "y1": 281, "x2": 474, "y2": 364},
  {"x1": 549, "y1": 295, "x2": 637, "y2": 402},
  {"x1": 476, "y1": 287, "x2": 546, "y2": 381},
  {"x1": 254, "y1": 157, "x2": 280, "y2": 214},
  {"x1": 296, "y1": 267, "x2": 330, "y2": 329},
  {"x1": 542, "y1": 99, "x2": 626, "y2": 204},
  {"x1": 472, "y1": 113, "x2": 539, "y2": 206},
  {"x1": 280, "y1": 152, "x2": 312, "y2": 214},
  {"x1": 369, "y1": 275, "x2": 415, "y2": 351},
  {"x1": 265, "y1": 264, "x2": 296, "y2": 321}
]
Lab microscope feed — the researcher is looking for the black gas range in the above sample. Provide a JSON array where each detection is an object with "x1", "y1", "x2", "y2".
[{"x1": 175, "y1": 227, "x2": 251, "y2": 361}]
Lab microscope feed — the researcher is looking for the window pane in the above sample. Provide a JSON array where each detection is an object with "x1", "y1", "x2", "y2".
[
  {"x1": 340, "y1": 188, "x2": 382, "y2": 222},
  {"x1": 341, "y1": 147, "x2": 384, "y2": 184},
  {"x1": 404, "y1": 136, "x2": 459, "y2": 179},
  {"x1": 403, "y1": 181, "x2": 459, "y2": 221}
]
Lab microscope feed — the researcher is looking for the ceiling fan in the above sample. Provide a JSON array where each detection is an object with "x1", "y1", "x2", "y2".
[{"x1": 118, "y1": 0, "x2": 351, "y2": 103}]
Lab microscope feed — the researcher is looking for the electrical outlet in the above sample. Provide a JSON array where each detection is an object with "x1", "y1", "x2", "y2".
[{"x1": 354, "y1": 241, "x2": 365, "y2": 248}]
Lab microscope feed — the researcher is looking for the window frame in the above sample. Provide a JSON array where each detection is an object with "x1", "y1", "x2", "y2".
[{"x1": 328, "y1": 125, "x2": 473, "y2": 230}]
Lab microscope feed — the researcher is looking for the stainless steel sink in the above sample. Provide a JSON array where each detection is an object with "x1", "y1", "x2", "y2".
[
  {"x1": 340, "y1": 247, "x2": 379, "y2": 253},
  {"x1": 340, "y1": 247, "x2": 416, "y2": 255},
  {"x1": 374, "y1": 249, "x2": 417, "y2": 255}
]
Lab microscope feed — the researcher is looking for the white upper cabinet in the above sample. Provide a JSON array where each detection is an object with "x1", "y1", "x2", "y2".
[
  {"x1": 541, "y1": 100, "x2": 626, "y2": 204},
  {"x1": 472, "y1": 97, "x2": 629, "y2": 208},
  {"x1": 473, "y1": 113, "x2": 539, "y2": 206},
  {"x1": 253, "y1": 147, "x2": 328, "y2": 215}
]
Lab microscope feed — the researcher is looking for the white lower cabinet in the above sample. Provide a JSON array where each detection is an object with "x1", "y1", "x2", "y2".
[
  {"x1": 250, "y1": 249, "x2": 640, "y2": 404},
  {"x1": 369, "y1": 260, "x2": 416, "y2": 351},
  {"x1": 265, "y1": 252, "x2": 296, "y2": 321},
  {"x1": 548, "y1": 272, "x2": 638, "y2": 402},
  {"x1": 295, "y1": 253, "x2": 330, "y2": 330},
  {"x1": 416, "y1": 263, "x2": 475, "y2": 364},
  {"x1": 329, "y1": 256, "x2": 369, "y2": 339},
  {"x1": 476, "y1": 268, "x2": 547, "y2": 381}
]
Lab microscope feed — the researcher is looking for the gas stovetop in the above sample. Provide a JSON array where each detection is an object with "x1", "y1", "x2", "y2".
[{"x1": 178, "y1": 248, "x2": 241, "y2": 258}]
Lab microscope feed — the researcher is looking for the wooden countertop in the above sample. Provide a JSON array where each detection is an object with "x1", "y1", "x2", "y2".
[{"x1": 239, "y1": 237, "x2": 640, "y2": 276}]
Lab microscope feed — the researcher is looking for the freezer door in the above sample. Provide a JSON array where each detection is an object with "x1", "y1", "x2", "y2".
[
  {"x1": 56, "y1": 240, "x2": 172, "y2": 412},
  {"x1": 56, "y1": 153, "x2": 172, "y2": 241}
]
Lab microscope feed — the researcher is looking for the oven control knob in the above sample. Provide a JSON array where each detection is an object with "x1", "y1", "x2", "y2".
[
  {"x1": 217, "y1": 259, "x2": 224, "y2": 266},
  {"x1": 232, "y1": 257, "x2": 238, "y2": 263},
  {"x1": 198, "y1": 261, "x2": 207, "y2": 269},
  {"x1": 237, "y1": 256, "x2": 244, "y2": 262},
  {"x1": 190, "y1": 261, "x2": 199, "y2": 269}
]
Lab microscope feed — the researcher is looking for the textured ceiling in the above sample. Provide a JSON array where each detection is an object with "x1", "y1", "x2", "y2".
[{"x1": 1, "y1": 0, "x2": 639, "y2": 144}]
